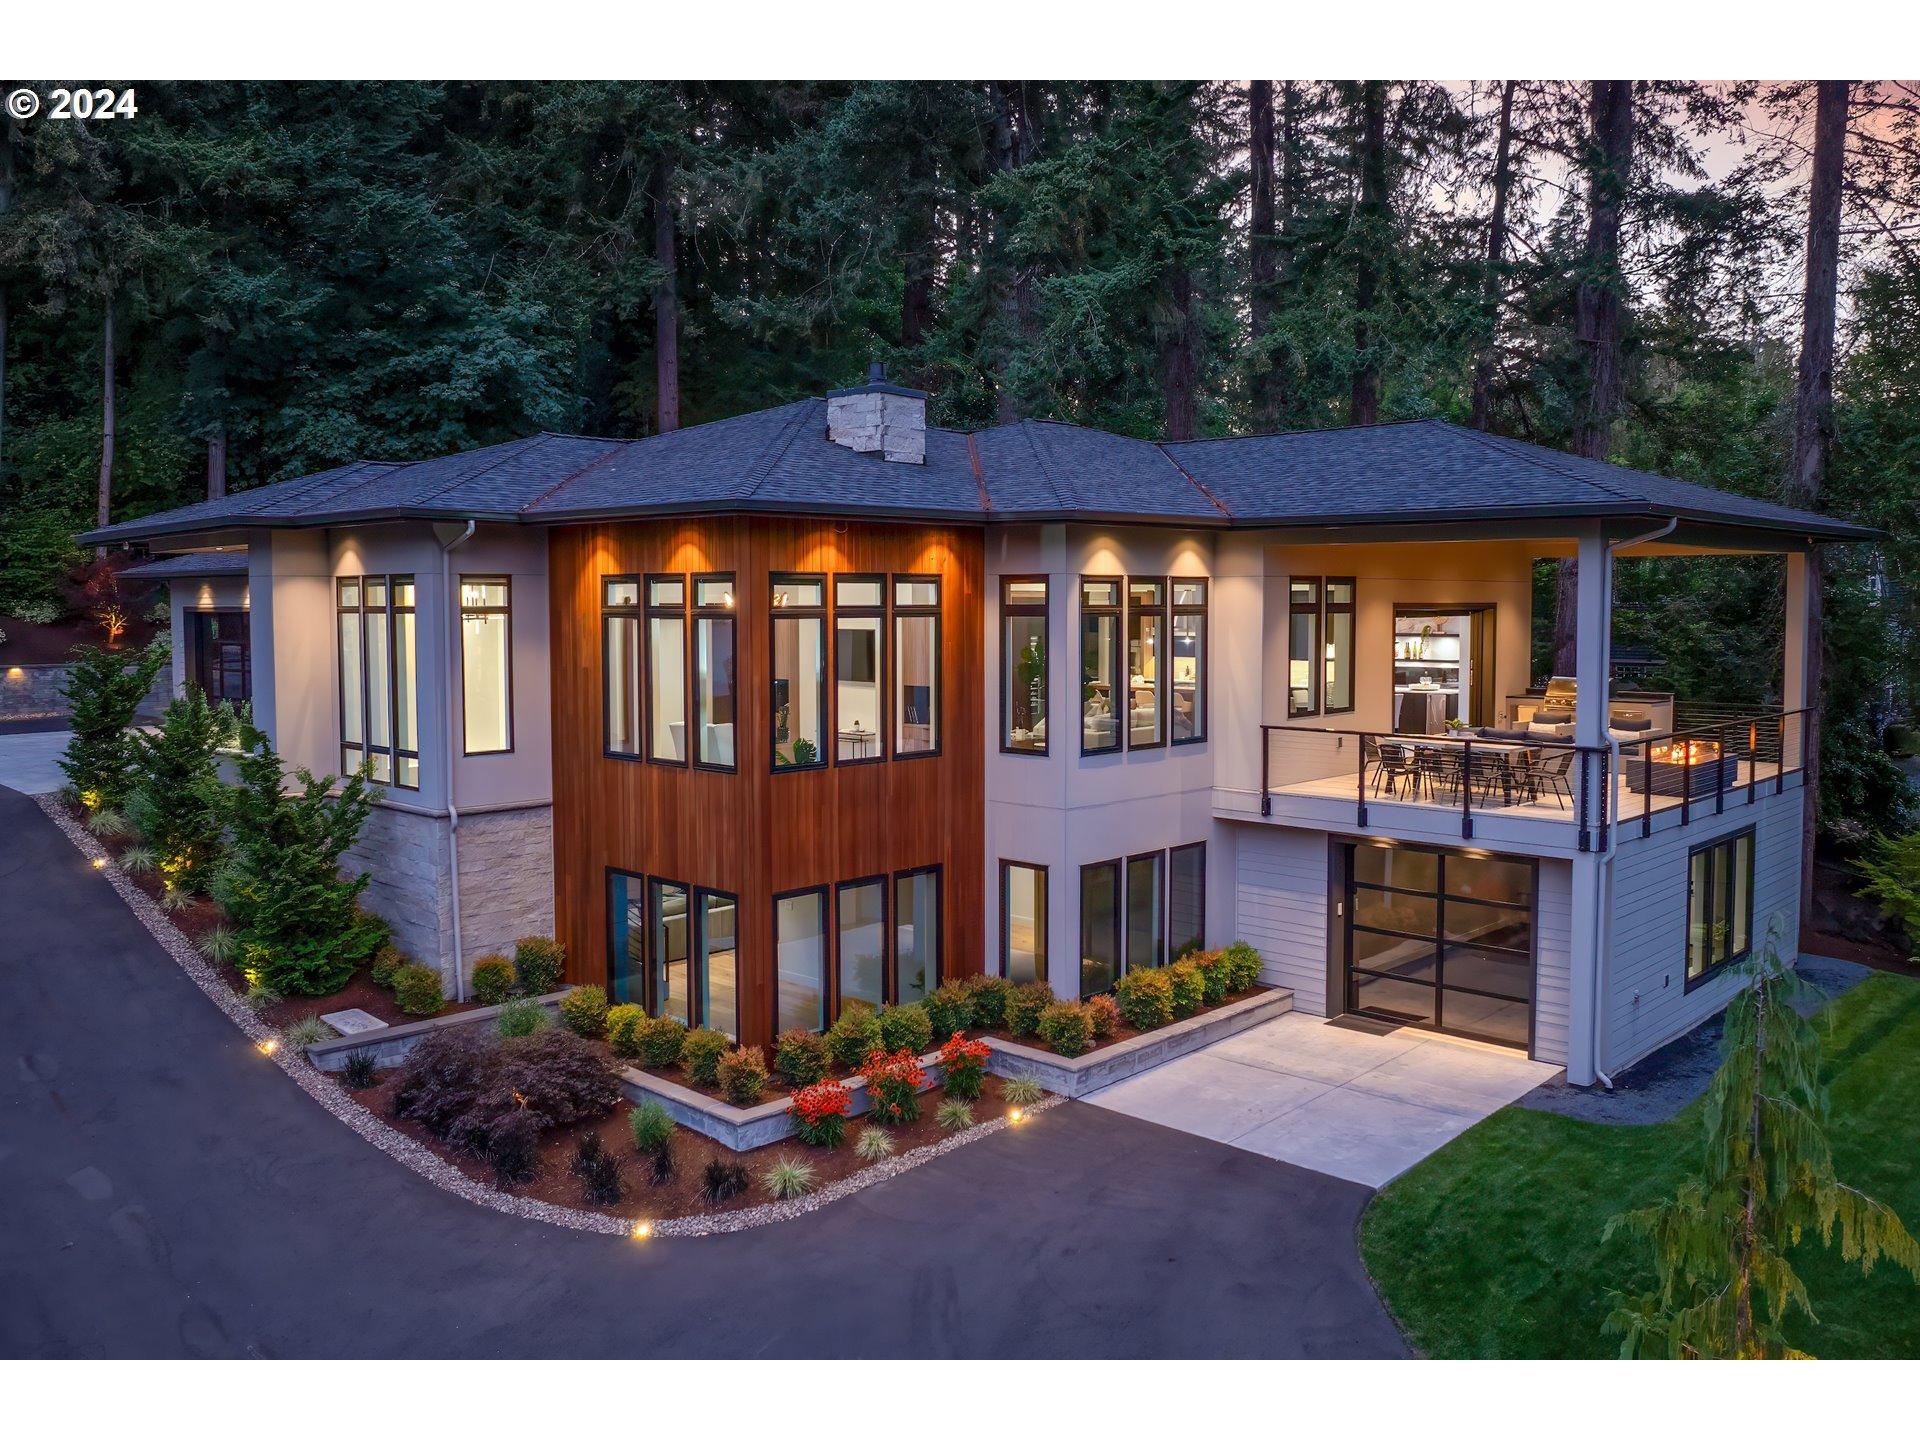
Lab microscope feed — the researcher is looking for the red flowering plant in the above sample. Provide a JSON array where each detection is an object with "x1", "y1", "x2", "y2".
[
  {"x1": 788, "y1": 1079, "x2": 854, "y2": 1148},
  {"x1": 858, "y1": 1049, "x2": 927, "y2": 1127},
  {"x1": 937, "y1": 1032, "x2": 991, "y2": 1101}
]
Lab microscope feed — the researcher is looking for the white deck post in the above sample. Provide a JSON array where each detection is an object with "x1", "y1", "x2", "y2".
[{"x1": 1565, "y1": 524, "x2": 1612, "y2": 1085}]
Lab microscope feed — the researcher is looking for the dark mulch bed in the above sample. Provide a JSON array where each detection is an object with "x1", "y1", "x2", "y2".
[
  {"x1": 971, "y1": 984, "x2": 1275, "y2": 1059},
  {"x1": 339, "y1": 1068, "x2": 1019, "y2": 1222}
]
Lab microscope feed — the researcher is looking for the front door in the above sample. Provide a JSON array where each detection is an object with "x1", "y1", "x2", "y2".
[{"x1": 1342, "y1": 842, "x2": 1535, "y2": 1050}]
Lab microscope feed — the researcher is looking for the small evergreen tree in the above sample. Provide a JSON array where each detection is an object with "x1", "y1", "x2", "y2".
[
  {"x1": 126, "y1": 688, "x2": 233, "y2": 896},
  {"x1": 58, "y1": 638, "x2": 171, "y2": 809},
  {"x1": 211, "y1": 714, "x2": 386, "y2": 996},
  {"x1": 1605, "y1": 924, "x2": 1920, "y2": 1358}
]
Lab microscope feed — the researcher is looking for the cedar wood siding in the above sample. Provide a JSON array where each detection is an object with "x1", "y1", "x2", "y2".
[{"x1": 548, "y1": 518, "x2": 986, "y2": 1050}]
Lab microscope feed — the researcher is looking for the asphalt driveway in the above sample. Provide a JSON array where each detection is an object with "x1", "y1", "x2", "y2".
[{"x1": 0, "y1": 785, "x2": 1408, "y2": 1359}]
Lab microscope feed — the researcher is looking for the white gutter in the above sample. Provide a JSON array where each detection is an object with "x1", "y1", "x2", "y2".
[
  {"x1": 439, "y1": 520, "x2": 477, "y2": 1000},
  {"x1": 1585, "y1": 514, "x2": 1680, "y2": 1088}
]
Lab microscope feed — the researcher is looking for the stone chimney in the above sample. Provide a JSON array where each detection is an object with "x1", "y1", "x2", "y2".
[{"x1": 826, "y1": 363, "x2": 927, "y2": 465}]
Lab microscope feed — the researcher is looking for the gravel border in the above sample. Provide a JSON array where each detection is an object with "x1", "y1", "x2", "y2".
[{"x1": 39, "y1": 792, "x2": 1060, "y2": 1239}]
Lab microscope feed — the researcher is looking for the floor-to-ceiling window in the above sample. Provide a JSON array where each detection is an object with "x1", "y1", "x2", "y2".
[
  {"x1": 1125, "y1": 851, "x2": 1165, "y2": 972},
  {"x1": 1001, "y1": 861, "x2": 1047, "y2": 984},
  {"x1": 1080, "y1": 860, "x2": 1121, "y2": 998},
  {"x1": 698, "y1": 889, "x2": 738, "y2": 1037},
  {"x1": 1169, "y1": 842, "x2": 1206, "y2": 959},
  {"x1": 1686, "y1": 829, "x2": 1754, "y2": 987},
  {"x1": 893, "y1": 867, "x2": 941, "y2": 1006},
  {"x1": 607, "y1": 870, "x2": 645, "y2": 1007},
  {"x1": 649, "y1": 878, "x2": 692, "y2": 1025},
  {"x1": 837, "y1": 878, "x2": 887, "y2": 1012},
  {"x1": 774, "y1": 888, "x2": 828, "y2": 1032},
  {"x1": 772, "y1": 575, "x2": 826, "y2": 770}
]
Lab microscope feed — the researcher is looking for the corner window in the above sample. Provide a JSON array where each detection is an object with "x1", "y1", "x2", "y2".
[
  {"x1": 1080, "y1": 578, "x2": 1123, "y2": 755},
  {"x1": 892, "y1": 575, "x2": 940, "y2": 758},
  {"x1": 1080, "y1": 860, "x2": 1122, "y2": 999},
  {"x1": 837, "y1": 877, "x2": 887, "y2": 1013},
  {"x1": 604, "y1": 578, "x2": 642, "y2": 758},
  {"x1": 1002, "y1": 577, "x2": 1049, "y2": 754},
  {"x1": 1170, "y1": 842, "x2": 1206, "y2": 959},
  {"x1": 1686, "y1": 829, "x2": 1755, "y2": 987},
  {"x1": 775, "y1": 888, "x2": 829, "y2": 1033},
  {"x1": 460, "y1": 576, "x2": 512, "y2": 754},
  {"x1": 337, "y1": 575, "x2": 418, "y2": 788},
  {"x1": 698, "y1": 888, "x2": 739, "y2": 1039},
  {"x1": 1324, "y1": 578, "x2": 1356, "y2": 715},
  {"x1": 607, "y1": 869, "x2": 645, "y2": 1007},
  {"x1": 772, "y1": 575, "x2": 826, "y2": 771},
  {"x1": 1001, "y1": 861, "x2": 1048, "y2": 986},
  {"x1": 650, "y1": 878, "x2": 692, "y2": 1024},
  {"x1": 1288, "y1": 577, "x2": 1321, "y2": 718},
  {"x1": 835, "y1": 575, "x2": 885, "y2": 764},
  {"x1": 1126, "y1": 851, "x2": 1165, "y2": 972},
  {"x1": 1127, "y1": 579, "x2": 1166, "y2": 748},
  {"x1": 693, "y1": 575, "x2": 736, "y2": 771},
  {"x1": 1171, "y1": 579, "x2": 1207, "y2": 743},
  {"x1": 647, "y1": 576, "x2": 688, "y2": 764},
  {"x1": 894, "y1": 867, "x2": 941, "y2": 1007}
]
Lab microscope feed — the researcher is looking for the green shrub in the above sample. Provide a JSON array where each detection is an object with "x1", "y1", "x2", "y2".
[
  {"x1": 1166, "y1": 959, "x2": 1205, "y2": 1018},
  {"x1": 469, "y1": 954, "x2": 514, "y2": 1006},
  {"x1": 636, "y1": 1014, "x2": 686, "y2": 1068},
  {"x1": 392, "y1": 963, "x2": 445, "y2": 1017},
  {"x1": 854, "y1": 1125, "x2": 895, "y2": 1161},
  {"x1": 1001, "y1": 1072, "x2": 1046, "y2": 1107},
  {"x1": 1859, "y1": 830, "x2": 1920, "y2": 937},
  {"x1": 963, "y1": 973, "x2": 1011, "y2": 1029},
  {"x1": 677, "y1": 1026, "x2": 729, "y2": 1086},
  {"x1": 343, "y1": 1051, "x2": 378, "y2": 1089},
  {"x1": 126, "y1": 687, "x2": 230, "y2": 896},
  {"x1": 1036, "y1": 1001, "x2": 1093, "y2": 1058},
  {"x1": 774, "y1": 1028, "x2": 831, "y2": 1087},
  {"x1": 59, "y1": 639, "x2": 171, "y2": 810},
  {"x1": 512, "y1": 936, "x2": 566, "y2": 995},
  {"x1": 716, "y1": 1045, "x2": 769, "y2": 1107},
  {"x1": 764, "y1": 1158, "x2": 816, "y2": 1200},
  {"x1": 605, "y1": 1003, "x2": 647, "y2": 1058},
  {"x1": 559, "y1": 985, "x2": 609, "y2": 1039},
  {"x1": 826, "y1": 1003, "x2": 882, "y2": 1069},
  {"x1": 1194, "y1": 948, "x2": 1230, "y2": 1005},
  {"x1": 937, "y1": 1098, "x2": 975, "y2": 1131},
  {"x1": 496, "y1": 996, "x2": 550, "y2": 1037},
  {"x1": 923, "y1": 981, "x2": 975, "y2": 1039},
  {"x1": 369, "y1": 943, "x2": 409, "y2": 989},
  {"x1": 628, "y1": 1099, "x2": 675, "y2": 1153},
  {"x1": 1084, "y1": 993, "x2": 1119, "y2": 1039},
  {"x1": 1220, "y1": 940, "x2": 1264, "y2": 993},
  {"x1": 878, "y1": 1002, "x2": 933, "y2": 1056},
  {"x1": 701, "y1": 1159, "x2": 749, "y2": 1203},
  {"x1": 1114, "y1": 967, "x2": 1174, "y2": 1031},
  {"x1": 1004, "y1": 981, "x2": 1055, "y2": 1038},
  {"x1": 283, "y1": 1014, "x2": 334, "y2": 1049}
]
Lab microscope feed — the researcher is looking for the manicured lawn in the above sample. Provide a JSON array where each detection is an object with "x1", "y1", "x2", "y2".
[{"x1": 1359, "y1": 971, "x2": 1920, "y2": 1358}]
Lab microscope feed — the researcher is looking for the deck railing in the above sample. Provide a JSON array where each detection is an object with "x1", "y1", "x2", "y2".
[{"x1": 1616, "y1": 707, "x2": 1811, "y2": 839}]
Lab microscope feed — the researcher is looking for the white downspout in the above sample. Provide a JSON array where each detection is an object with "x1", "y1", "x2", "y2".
[
  {"x1": 440, "y1": 521, "x2": 476, "y2": 1000},
  {"x1": 1586, "y1": 514, "x2": 1679, "y2": 1088}
]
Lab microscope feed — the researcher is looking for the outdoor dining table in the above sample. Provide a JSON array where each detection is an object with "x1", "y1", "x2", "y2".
[{"x1": 1397, "y1": 737, "x2": 1537, "y2": 806}]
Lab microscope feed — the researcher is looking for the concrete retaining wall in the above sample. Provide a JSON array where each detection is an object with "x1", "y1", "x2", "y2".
[
  {"x1": 983, "y1": 986, "x2": 1294, "y2": 1098},
  {"x1": 304, "y1": 990, "x2": 568, "y2": 1072}
]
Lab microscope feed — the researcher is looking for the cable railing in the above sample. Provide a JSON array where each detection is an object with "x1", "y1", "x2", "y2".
[{"x1": 1616, "y1": 708, "x2": 1810, "y2": 839}]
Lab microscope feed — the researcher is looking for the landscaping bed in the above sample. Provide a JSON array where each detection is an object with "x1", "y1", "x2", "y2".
[{"x1": 1359, "y1": 970, "x2": 1920, "y2": 1359}]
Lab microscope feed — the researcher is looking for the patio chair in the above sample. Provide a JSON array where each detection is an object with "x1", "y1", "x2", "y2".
[
  {"x1": 1417, "y1": 745, "x2": 1464, "y2": 802},
  {"x1": 1526, "y1": 747, "x2": 1576, "y2": 811},
  {"x1": 1363, "y1": 734, "x2": 1419, "y2": 798}
]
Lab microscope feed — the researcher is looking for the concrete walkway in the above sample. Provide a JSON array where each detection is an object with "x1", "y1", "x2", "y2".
[
  {"x1": 0, "y1": 726, "x2": 72, "y2": 795},
  {"x1": 1087, "y1": 1012, "x2": 1562, "y2": 1187}
]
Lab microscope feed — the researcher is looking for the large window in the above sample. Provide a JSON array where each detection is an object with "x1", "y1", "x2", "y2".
[
  {"x1": 337, "y1": 575, "x2": 418, "y2": 788},
  {"x1": 772, "y1": 575, "x2": 826, "y2": 771},
  {"x1": 1002, "y1": 577, "x2": 1049, "y2": 754},
  {"x1": 1288, "y1": 577, "x2": 1321, "y2": 718},
  {"x1": 1170, "y1": 842, "x2": 1206, "y2": 959},
  {"x1": 893, "y1": 576, "x2": 940, "y2": 757},
  {"x1": 699, "y1": 889, "x2": 739, "y2": 1038},
  {"x1": 1001, "y1": 861, "x2": 1048, "y2": 985},
  {"x1": 1171, "y1": 579, "x2": 1206, "y2": 743},
  {"x1": 894, "y1": 868, "x2": 941, "y2": 1006},
  {"x1": 460, "y1": 576, "x2": 512, "y2": 754},
  {"x1": 1324, "y1": 577, "x2": 1355, "y2": 715},
  {"x1": 1686, "y1": 829, "x2": 1755, "y2": 988},
  {"x1": 835, "y1": 576, "x2": 885, "y2": 763},
  {"x1": 775, "y1": 889, "x2": 829, "y2": 1033},
  {"x1": 1080, "y1": 578, "x2": 1123, "y2": 754},
  {"x1": 837, "y1": 877, "x2": 887, "y2": 1012},
  {"x1": 650, "y1": 878, "x2": 692, "y2": 1025},
  {"x1": 1080, "y1": 860, "x2": 1122, "y2": 999},
  {"x1": 1127, "y1": 579, "x2": 1166, "y2": 748},
  {"x1": 646, "y1": 576, "x2": 688, "y2": 764},
  {"x1": 1126, "y1": 851, "x2": 1165, "y2": 973},
  {"x1": 693, "y1": 575, "x2": 736, "y2": 771},
  {"x1": 607, "y1": 869, "x2": 645, "y2": 1007},
  {"x1": 604, "y1": 578, "x2": 641, "y2": 758}
]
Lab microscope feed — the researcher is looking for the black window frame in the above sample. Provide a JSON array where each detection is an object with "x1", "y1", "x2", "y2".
[
  {"x1": 602, "y1": 575, "x2": 644, "y2": 762},
  {"x1": 336, "y1": 573, "x2": 420, "y2": 790},
  {"x1": 605, "y1": 866, "x2": 649, "y2": 1010},
  {"x1": 772, "y1": 884, "x2": 831, "y2": 1035},
  {"x1": 1079, "y1": 857, "x2": 1124, "y2": 999},
  {"x1": 770, "y1": 572, "x2": 829, "y2": 774},
  {"x1": 890, "y1": 573, "x2": 942, "y2": 762},
  {"x1": 695, "y1": 884, "x2": 741, "y2": 1039},
  {"x1": 1288, "y1": 575, "x2": 1323, "y2": 719},
  {"x1": 644, "y1": 574, "x2": 691, "y2": 768},
  {"x1": 458, "y1": 573, "x2": 514, "y2": 756},
  {"x1": 1079, "y1": 576, "x2": 1125, "y2": 756},
  {"x1": 1124, "y1": 849, "x2": 1167, "y2": 974},
  {"x1": 1000, "y1": 574, "x2": 1051, "y2": 757},
  {"x1": 647, "y1": 874, "x2": 693, "y2": 1026},
  {"x1": 891, "y1": 863, "x2": 944, "y2": 1007},
  {"x1": 1169, "y1": 840, "x2": 1207, "y2": 960},
  {"x1": 835, "y1": 872, "x2": 891, "y2": 1017},
  {"x1": 999, "y1": 858, "x2": 1049, "y2": 985},
  {"x1": 1323, "y1": 576, "x2": 1357, "y2": 718},
  {"x1": 1126, "y1": 576, "x2": 1169, "y2": 751},
  {"x1": 691, "y1": 572, "x2": 738, "y2": 774},
  {"x1": 1684, "y1": 827, "x2": 1757, "y2": 991},
  {"x1": 1170, "y1": 577, "x2": 1208, "y2": 746},
  {"x1": 833, "y1": 573, "x2": 887, "y2": 768}
]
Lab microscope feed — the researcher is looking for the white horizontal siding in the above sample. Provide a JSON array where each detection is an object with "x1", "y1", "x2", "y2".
[
  {"x1": 1532, "y1": 859, "x2": 1573, "y2": 1066},
  {"x1": 1234, "y1": 825, "x2": 1331, "y2": 1012},
  {"x1": 1604, "y1": 787, "x2": 1805, "y2": 1072}
]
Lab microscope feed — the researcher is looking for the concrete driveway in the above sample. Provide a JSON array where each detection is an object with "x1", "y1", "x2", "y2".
[
  {"x1": 0, "y1": 786, "x2": 1407, "y2": 1359},
  {"x1": 0, "y1": 723, "x2": 72, "y2": 795},
  {"x1": 1087, "y1": 1012, "x2": 1562, "y2": 1187}
]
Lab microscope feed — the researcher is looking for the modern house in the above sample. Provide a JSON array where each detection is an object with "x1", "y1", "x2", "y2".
[{"x1": 85, "y1": 375, "x2": 1865, "y2": 1087}]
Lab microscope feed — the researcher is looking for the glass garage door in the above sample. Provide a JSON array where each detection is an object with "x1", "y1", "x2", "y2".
[{"x1": 1343, "y1": 844, "x2": 1535, "y2": 1049}]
